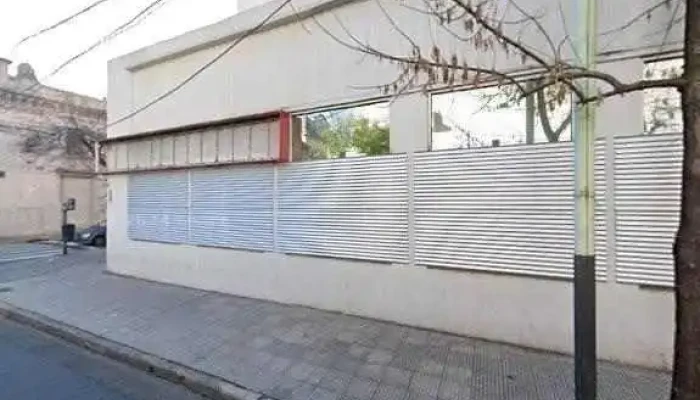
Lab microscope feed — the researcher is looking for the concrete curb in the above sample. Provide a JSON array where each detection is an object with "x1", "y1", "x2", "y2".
[
  {"x1": 0, "y1": 301, "x2": 272, "y2": 400},
  {"x1": 36, "y1": 240, "x2": 88, "y2": 249}
]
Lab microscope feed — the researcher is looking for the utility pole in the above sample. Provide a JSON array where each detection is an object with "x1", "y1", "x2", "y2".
[{"x1": 571, "y1": 0, "x2": 598, "y2": 399}]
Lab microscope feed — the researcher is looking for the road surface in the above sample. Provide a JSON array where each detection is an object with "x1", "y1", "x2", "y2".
[{"x1": 0, "y1": 317, "x2": 206, "y2": 400}]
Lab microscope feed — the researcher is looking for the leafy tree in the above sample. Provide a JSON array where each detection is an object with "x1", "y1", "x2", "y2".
[
  {"x1": 352, "y1": 118, "x2": 390, "y2": 155},
  {"x1": 304, "y1": 115, "x2": 389, "y2": 159}
]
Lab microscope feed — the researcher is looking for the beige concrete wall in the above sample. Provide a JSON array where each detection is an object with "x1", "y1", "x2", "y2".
[
  {"x1": 0, "y1": 171, "x2": 61, "y2": 238},
  {"x1": 60, "y1": 175, "x2": 106, "y2": 230},
  {"x1": 107, "y1": 174, "x2": 674, "y2": 369},
  {"x1": 0, "y1": 171, "x2": 105, "y2": 239}
]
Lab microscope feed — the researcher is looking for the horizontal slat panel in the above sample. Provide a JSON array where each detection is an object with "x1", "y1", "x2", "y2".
[
  {"x1": 415, "y1": 142, "x2": 607, "y2": 280},
  {"x1": 128, "y1": 171, "x2": 189, "y2": 243},
  {"x1": 278, "y1": 155, "x2": 409, "y2": 263},
  {"x1": 108, "y1": 119, "x2": 280, "y2": 172},
  {"x1": 190, "y1": 165, "x2": 274, "y2": 251},
  {"x1": 595, "y1": 141, "x2": 608, "y2": 278},
  {"x1": 614, "y1": 133, "x2": 681, "y2": 287}
]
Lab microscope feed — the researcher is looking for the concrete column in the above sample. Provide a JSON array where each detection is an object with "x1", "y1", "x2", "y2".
[
  {"x1": 596, "y1": 59, "x2": 645, "y2": 138},
  {"x1": 107, "y1": 60, "x2": 135, "y2": 138},
  {"x1": 389, "y1": 92, "x2": 431, "y2": 153},
  {"x1": 595, "y1": 59, "x2": 645, "y2": 282},
  {"x1": 0, "y1": 58, "x2": 11, "y2": 82},
  {"x1": 389, "y1": 92, "x2": 430, "y2": 268}
]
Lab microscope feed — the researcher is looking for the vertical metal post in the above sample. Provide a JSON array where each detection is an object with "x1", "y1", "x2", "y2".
[
  {"x1": 61, "y1": 208, "x2": 68, "y2": 255},
  {"x1": 272, "y1": 165, "x2": 279, "y2": 253},
  {"x1": 187, "y1": 170, "x2": 192, "y2": 244},
  {"x1": 94, "y1": 141, "x2": 100, "y2": 173},
  {"x1": 572, "y1": 0, "x2": 598, "y2": 399}
]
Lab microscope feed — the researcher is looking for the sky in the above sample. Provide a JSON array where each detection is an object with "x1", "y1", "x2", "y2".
[{"x1": 0, "y1": 0, "x2": 238, "y2": 99}]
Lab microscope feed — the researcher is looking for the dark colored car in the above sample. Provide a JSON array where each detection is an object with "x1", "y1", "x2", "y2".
[{"x1": 77, "y1": 224, "x2": 106, "y2": 247}]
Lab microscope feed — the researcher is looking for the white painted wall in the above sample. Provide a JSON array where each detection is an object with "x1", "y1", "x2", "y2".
[
  {"x1": 107, "y1": 0, "x2": 683, "y2": 138},
  {"x1": 106, "y1": 0, "x2": 682, "y2": 370},
  {"x1": 108, "y1": 173, "x2": 673, "y2": 369},
  {"x1": 390, "y1": 92, "x2": 430, "y2": 153},
  {"x1": 238, "y1": 0, "x2": 273, "y2": 13}
]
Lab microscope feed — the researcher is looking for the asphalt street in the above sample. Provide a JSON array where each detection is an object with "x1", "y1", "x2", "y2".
[{"x1": 0, "y1": 317, "x2": 207, "y2": 400}]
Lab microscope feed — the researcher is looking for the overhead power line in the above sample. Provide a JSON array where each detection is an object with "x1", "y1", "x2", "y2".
[
  {"x1": 46, "y1": 0, "x2": 172, "y2": 80},
  {"x1": 16, "y1": 0, "x2": 114, "y2": 47},
  {"x1": 14, "y1": 0, "x2": 172, "y2": 97},
  {"x1": 108, "y1": 0, "x2": 294, "y2": 128}
]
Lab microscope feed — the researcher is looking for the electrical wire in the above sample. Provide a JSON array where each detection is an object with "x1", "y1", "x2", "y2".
[
  {"x1": 16, "y1": 0, "x2": 114, "y2": 47},
  {"x1": 107, "y1": 0, "x2": 293, "y2": 128}
]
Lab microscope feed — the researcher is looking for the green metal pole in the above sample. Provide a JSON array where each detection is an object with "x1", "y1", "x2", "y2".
[{"x1": 572, "y1": 0, "x2": 597, "y2": 399}]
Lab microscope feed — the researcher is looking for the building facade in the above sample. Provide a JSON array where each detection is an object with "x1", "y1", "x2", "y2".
[
  {"x1": 105, "y1": 0, "x2": 683, "y2": 369},
  {"x1": 0, "y1": 59, "x2": 106, "y2": 239}
]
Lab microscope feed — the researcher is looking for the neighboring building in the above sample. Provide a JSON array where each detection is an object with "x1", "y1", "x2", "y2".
[
  {"x1": 105, "y1": 0, "x2": 682, "y2": 369},
  {"x1": 0, "y1": 58, "x2": 106, "y2": 239}
]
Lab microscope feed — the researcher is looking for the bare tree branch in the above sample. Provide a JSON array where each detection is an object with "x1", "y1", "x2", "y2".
[
  {"x1": 583, "y1": 77, "x2": 685, "y2": 104},
  {"x1": 661, "y1": 0, "x2": 683, "y2": 50},
  {"x1": 600, "y1": 0, "x2": 676, "y2": 37},
  {"x1": 416, "y1": 0, "x2": 478, "y2": 42},
  {"x1": 373, "y1": 0, "x2": 419, "y2": 50},
  {"x1": 535, "y1": 86, "x2": 571, "y2": 142},
  {"x1": 287, "y1": 0, "x2": 313, "y2": 34},
  {"x1": 642, "y1": 15, "x2": 684, "y2": 40},
  {"x1": 557, "y1": 2, "x2": 581, "y2": 64},
  {"x1": 449, "y1": 0, "x2": 550, "y2": 68},
  {"x1": 505, "y1": 0, "x2": 558, "y2": 60},
  {"x1": 400, "y1": 1, "x2": 541, "y2": 26},
  {"x1": 518, "y1": 67, "x2": 685, "y2": 103},
  {"x1": 305, "y1": 9, "x2": 528, "y2": 93}
]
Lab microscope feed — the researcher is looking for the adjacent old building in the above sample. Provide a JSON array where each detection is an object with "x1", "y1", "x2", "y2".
[{"x1": 0, "y1": 58, "x2": 106, "y2": 239}]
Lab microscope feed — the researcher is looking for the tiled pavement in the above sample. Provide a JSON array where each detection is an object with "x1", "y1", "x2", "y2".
[{"x1": 0, "y1": 250, "x2": 670, "y2": 400}]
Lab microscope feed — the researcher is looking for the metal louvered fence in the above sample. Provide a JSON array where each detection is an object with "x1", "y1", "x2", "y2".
[
  {"x1": 414, "y1": 142, "x2": 608, "y2": 280},
  {"x1": 127, "y1": 133, "x2": 682, "y2": 287}
]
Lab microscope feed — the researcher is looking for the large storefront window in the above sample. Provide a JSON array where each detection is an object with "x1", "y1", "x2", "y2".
[
  {"x1": 644, "y1": 58, "x2": 683, "y2": 135},
  {"x1": 431, "y1": 84, "x2": 572, "y2": 150},
  {"x1": 292, "y1": 103, "x2": 390, "y2": 161}
]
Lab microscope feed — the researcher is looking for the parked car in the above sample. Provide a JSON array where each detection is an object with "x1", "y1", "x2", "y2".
[{"x1": 77, "y1": 224, "x2": 106, "y2": 247}]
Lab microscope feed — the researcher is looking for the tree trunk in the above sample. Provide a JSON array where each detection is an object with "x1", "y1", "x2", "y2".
[{"x1": 672, "y1": 1, "x2": 700, "y2": 399}]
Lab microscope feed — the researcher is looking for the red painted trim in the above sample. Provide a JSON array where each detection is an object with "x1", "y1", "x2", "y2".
[{"x1": 278, "y1": 111, "x2": 291, "y2": 163}]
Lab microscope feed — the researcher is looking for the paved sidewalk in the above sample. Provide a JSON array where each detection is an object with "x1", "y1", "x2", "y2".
[{"x1": 0, "y1": 251, "x2": 669, "y2": 400}]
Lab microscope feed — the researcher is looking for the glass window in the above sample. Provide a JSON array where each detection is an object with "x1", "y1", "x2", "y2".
[
  {"x1": 644, "y1": 58, "x2": 683, "y2": 134},
  {"x1": 431, "y1": 84, "x2": 572, "y2": 150},
  {"x1": 291, "y1": 103, "x2": 390, "y2": 161}
]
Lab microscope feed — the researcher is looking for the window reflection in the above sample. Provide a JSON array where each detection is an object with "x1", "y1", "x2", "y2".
[
  {"x1": 644, "y1": 58, "x2": 683, "y2": 135},
  {"x1": 431, "y1": 84, "x2": 572, "y2": 150},
  {"x1": 292, "y1": 103, "x2": 390, "y2": 161}
]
